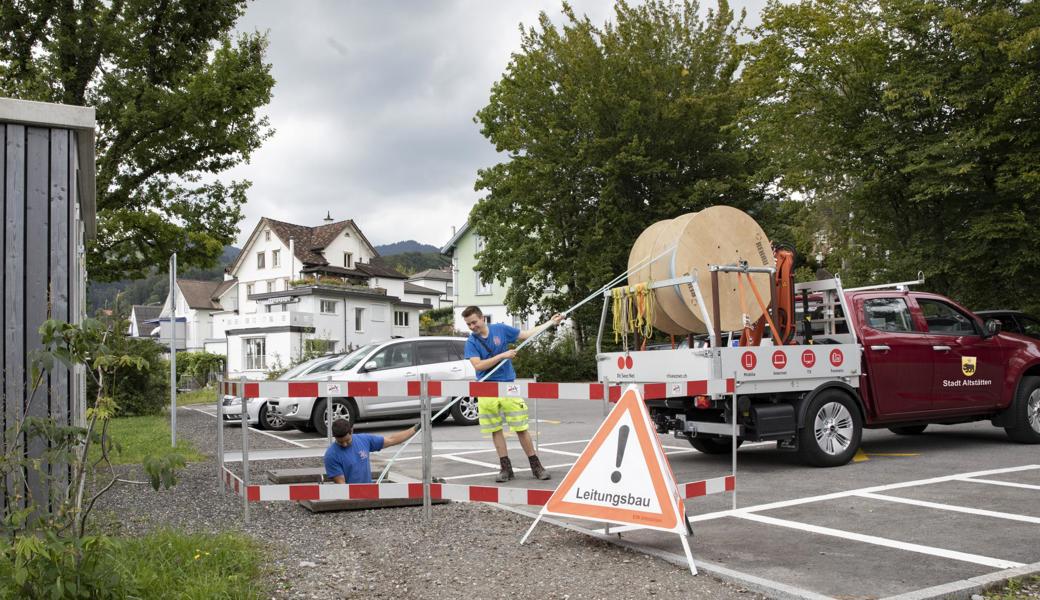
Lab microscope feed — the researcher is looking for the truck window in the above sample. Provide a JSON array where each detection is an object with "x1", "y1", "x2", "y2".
[
  {"x1": 1018, "y1": 315, "x2": 1040, "y2": 339},
  {"x1": 917, "y1": 298, "x2": 977, "y2": 336},
  {"x1": 863, "y1": 298, "x2": 914, "y2": 332}
]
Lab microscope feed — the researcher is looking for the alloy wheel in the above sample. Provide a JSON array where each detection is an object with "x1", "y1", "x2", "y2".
[{"x1": 814, "y1": 401, "x2": 855, "y2": 455}]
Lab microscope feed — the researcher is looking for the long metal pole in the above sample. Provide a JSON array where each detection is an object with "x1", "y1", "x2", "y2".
[
  {"x1": 170, "y1": 253, "x2": 177, "y2": 447},
  {"x1": 377, "y1": 246, "x2": 678, "y2": 484},
  {"x1": 216, "y1": 385, "x2": 224, "y2": 494},
  {"x1": 241, "y1": 390, "x2": 250, "y2": 526},
  {"x1": 731, "y1": 383, "x2": 738, "y2": 510}
]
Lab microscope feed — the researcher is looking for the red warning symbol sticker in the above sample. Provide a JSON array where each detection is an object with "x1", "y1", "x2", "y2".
[
  {"x1": 829, "y1": 349, "x2": 844, "y2": 367},
  {"x1": 741, "y1": 351, "x2": 757, "y2": 371},
  {"x1": 771, "y1": 350, "x2": 787, "y2": 370},
  {"x1": 801, "y1": 349, "x2": 816, "y2": 368}
]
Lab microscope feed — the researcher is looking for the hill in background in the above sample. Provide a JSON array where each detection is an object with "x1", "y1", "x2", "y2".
[
  {"x1": 374, "y1": 241, "x2": 449, "y2": 276},
  {"x1": 375, "y1": 240, "x2": 439, "y2": 255}
]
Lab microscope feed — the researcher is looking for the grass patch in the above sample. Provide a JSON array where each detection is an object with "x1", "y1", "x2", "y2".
[
  {"x1": 178, "y1": 386, "x2": 221, "y2": 406},
  {"x1": 92, "y1": 415, "x2": 205, "y2": 465},
  {"x1": 115, "y1": 530, "x2": 265, "y2": 599}
]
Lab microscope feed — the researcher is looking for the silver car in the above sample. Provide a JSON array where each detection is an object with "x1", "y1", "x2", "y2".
[
  {"x1": 267, "y1": 336, "x2": 478, "y2": 436},
  {"x1": 221, "y1": 353, "x2": 344, "y2": 429}
]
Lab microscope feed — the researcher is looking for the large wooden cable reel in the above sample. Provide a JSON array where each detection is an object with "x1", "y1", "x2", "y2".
[{"x1": 628, "y1": 206, "x2": 775, "y2": 334}]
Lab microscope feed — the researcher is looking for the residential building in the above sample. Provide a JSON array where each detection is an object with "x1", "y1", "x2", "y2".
[
  {"x1": 127, "y1": 305, "x2": 162, "y2": 338},
  {"x1": 406, "y1": 268, "x2": 453, "y2": 308},
  {"x1": 197, "y1": 217, "x2": 425, "y2": 378},
  {"x1": 441, "y1": 222, "x2": 535, "y2": 332},
  {"x1": 159, "y1": 279, "x2": 234, "y2": 351}
]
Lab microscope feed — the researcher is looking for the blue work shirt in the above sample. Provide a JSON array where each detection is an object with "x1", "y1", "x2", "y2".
[
  {"x1": 324, "y1": 433, "x2": 384, "y2": 483},
  {"x1": 464, "y1": 322, "x2": 521, "y2": 382}
]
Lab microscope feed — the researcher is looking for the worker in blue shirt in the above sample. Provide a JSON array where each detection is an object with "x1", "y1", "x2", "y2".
[
  {"x1": 324, "y1": 418, "x2": 419, "y2": 484},
  {"x1": 462, "y1": 305, "x2": 564, "y2": 482}
]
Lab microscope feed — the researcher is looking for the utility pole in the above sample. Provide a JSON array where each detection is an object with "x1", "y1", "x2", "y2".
[{"x1": 169, "y1": 253, "x2": 178, "y2": 447}]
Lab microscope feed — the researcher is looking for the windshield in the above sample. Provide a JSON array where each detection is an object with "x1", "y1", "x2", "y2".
[
  {"x1": 278, "y1": 355, "x2": 341, "y2": 380},
  {"x1": 333, "y1": 344, "x2": 379, "y2": 372}
]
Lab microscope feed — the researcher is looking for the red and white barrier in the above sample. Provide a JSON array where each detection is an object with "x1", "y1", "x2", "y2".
[
  {"x1": 222, "y1": 467, "x2": 734, "y2": 506},
  {"x1": 219, "y1": 378, "x2": 735, "y2": 402}
]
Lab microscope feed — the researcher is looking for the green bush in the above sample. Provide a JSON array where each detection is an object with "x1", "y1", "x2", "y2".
[
  {"x1": 85, "y1": 335, "x2": 169, "y2": 417},
  {"x1": 175, "y1": 351, "x2": 226, "y2": 388},
  {"x1": 514, "y1": 332, "x2": 597, "y2": 382},
  {"x1": 0, "y1": 530, "x2": 264, "y2": 599}
]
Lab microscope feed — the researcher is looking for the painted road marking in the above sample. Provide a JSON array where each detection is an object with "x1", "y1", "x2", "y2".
[
  {"x1": 539, "y1": 448, "x2": 582, "y2": 457},
  {"x1": 689, "y1": 464, "x2": 1040, "y2": 523},
  {"x1": 853, "y1": 448, "x2": 921, "y2": 462},
  {"x1": 442, "y1": 455, "x2": 502, "y2": 469},
  {"x1": 441, "y1": 462, "x2": 572, "y2": 481},
  {"x1": 736, "y1": 513, "x2": 1024, "y2": 569},
  {"x1": 855, "y1": 492, "x2": 1040, "y2": 524},
  {"x1": 186, "y1": 407, "x2": 309, "y2": 448},
  {"x1": 959, "y1": 478, "x2": 1040, "y2": 491}
]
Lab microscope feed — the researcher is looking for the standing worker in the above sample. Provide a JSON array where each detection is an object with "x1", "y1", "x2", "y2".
[{"x1": 461, "y1": 306, "x2": 564, "y2": 482}]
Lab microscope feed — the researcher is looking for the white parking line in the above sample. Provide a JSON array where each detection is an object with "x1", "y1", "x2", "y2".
[
  {"x1": 539, "y1": 448, "x2": 581, "y2": 457},
  {"x1": 737, "y1": 513, "x2": 1025, "y2": 569},
  {"x1": 442, "y1": 455, "x2": 502, "y2": 469},
  {"x1": 441, "y1": 462, "x2": 573, "y2": 481},
  {"x1": 959, "y1": 478, "x2": 1040, "y2": 491},
  {"x1": 689, "y1": 464, "x2": 1040, "y2": 523},
  {"x1": 855, "y1": 492, "x2": 1040, "y2": 524},
  {"x1": 185, "y1": 406, "x2": 308, "y2": 448}
]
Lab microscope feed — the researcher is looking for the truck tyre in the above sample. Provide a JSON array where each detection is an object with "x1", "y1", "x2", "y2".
[
  {"x1": 1005, "y1": 376, "x2": 1040, "y2": 444},
  {"x1": 449, "y1": 397, "x2": 479, "y2": 426},
  {"x1": 889, "y1": 425, "x2": 927, "y2": 435},
  {"x1": 688, "y1": 436, "x2": 743, "y2": 454},
  {"x1": 798, "y1": 390, "x2": 862, "y2": 467},
  {"x1": 312, "y1": 398, "x2": 358, "y2": 437}
]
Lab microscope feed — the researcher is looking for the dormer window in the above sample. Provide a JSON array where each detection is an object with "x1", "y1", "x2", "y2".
[{"x1": 264, "y1": 230, "x2": 271, "y2": 242}]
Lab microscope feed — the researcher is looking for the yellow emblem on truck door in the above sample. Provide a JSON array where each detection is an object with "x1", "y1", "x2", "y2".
[{"x1": 962, "y1": 356, "x2": 977, "y2": 377}]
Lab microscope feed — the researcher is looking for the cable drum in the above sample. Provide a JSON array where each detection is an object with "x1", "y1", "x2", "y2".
[{"x1": 628, "y1": 206, "x2": 775, "y2": 334}]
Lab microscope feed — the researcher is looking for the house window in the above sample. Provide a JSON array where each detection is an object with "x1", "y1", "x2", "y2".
[
  {"x1": 256, "y1": 251, "x2": 265, "y2": 269},
  {"x1": 272, "y1": 249, "x2": 280, "y2": 267},
  {"x1": 320, "y1": 300, "x2": 337, "y2": 314},
  {"x1": 475, "y1": 274, "x2": 492, "y2": 296},
  {"x1": 344, "y1": 252, "x2": 352, "y2": 268},
  {"x1": 394, "y1": 311, "x2": 409, "y2": 327},
  {"x1": 423, "y1": 298, "x2": 431, "y2": 305},
  {"x1": 264, "y1": 280, "x2": 272, "y2": 293},
  {"x1": 446, "y1": 283, "x2": 453, "y2": 297},
  {"x1": 305, "y1": 339, "x2": 336, "y2": 355},
  {"x1": 244, "y1": 338, "x2": 267, "y2": 370},
  {"x1": 246, "y1": 283, "x2": 254, "y2": 297},
  {"x1": 354, "y1": 307, "x2": 364, "y2": 332},
  {"x1": 265, "y1": 230, "x2": 271, "y2": 241},
  {"x1": 475, "y1": 235, "x2": 485, "y2": 253}
]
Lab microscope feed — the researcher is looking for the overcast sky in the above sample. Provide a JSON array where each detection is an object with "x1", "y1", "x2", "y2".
[{"x1": 230, "y1": 0, "x2": 767, "y2": 250}]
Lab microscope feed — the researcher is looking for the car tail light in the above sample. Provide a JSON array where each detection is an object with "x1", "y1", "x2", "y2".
[{"x1": 694, "y1": 395, "x2": 711, "y2": 409}]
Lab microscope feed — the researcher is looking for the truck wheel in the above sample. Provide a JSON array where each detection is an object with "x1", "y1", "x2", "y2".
[
  {"x1": 1005, "y1": 377, "x2": 1040, "y2": 444},
  {"x1": 798, "y1": 390, "x2": 862, "y2": 467},
  {"x1": 889, "y1": 425, "x2": 927, "y2": 435},
  {"x1": 312, "y1": 398, "x2": 358, "y2": 437},
  {"x1": 688, "y1": 436, "x2": 743, "y2": 454},
  {"x1": 450, "y1": 397, "x2": 479, "y2": 426}
]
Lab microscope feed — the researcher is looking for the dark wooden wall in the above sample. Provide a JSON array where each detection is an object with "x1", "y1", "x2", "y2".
[{"x1": 2, "y1": 122, "x2": 82, "y2": 513}]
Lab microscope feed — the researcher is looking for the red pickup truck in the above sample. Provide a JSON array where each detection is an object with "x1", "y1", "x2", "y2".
[{"x1": 598, "y1": 280, "x2": 1040, "y2": 467}]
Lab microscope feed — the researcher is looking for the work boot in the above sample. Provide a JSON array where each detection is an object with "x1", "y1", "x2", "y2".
[
  {"x1": 528, "y1": 454, "x2": 551, "y2": 481},
  {"x1": 496, "y1": 456, "x2": 514, "y2": 482}
]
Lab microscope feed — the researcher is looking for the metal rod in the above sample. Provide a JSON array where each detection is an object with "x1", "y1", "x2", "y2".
[
  {"x1": 326, "y1": 397, "x2": 333, "y2": 447},
  {"x1": 170, "y1": 253, "x2": 177, "y2": 447},
  {"x1": 241, "y1": 390, "x2": 250, "y2": 526},
  {"x1": 688, "y1": 272, "x2": 715, "y2": 344},
  {"x1": 731, "y1": 384, "x2": 738, "y2": 511},
  {"x1": 709, "y1": 263, "x2": 776, "y2": 275},
  {"x1": 533, "y1": 373, "x2": 539, "y2": 454},
  {"x1": 520, "y1": 513, "x2": 543, "y2": 545},
  {"x1": 844, "y1": 272, "x2": 924, "y2": 292},
  {"x1": 216, "y1": 385, "x2": 224, "y2": 494},
  {"x1": 421, "y1": 374, "x2": 432, "y2": 522},
  {"x1": 711, "y1": 271, "x2": 722, "y2": 348},
  {"x1": 596, "y1": 294, "x2": 610, "y2": 354}
]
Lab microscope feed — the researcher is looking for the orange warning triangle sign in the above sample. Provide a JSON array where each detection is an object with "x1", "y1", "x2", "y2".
[{"x1": 542, "y1": 384, "x2": 686, "y2": 533}]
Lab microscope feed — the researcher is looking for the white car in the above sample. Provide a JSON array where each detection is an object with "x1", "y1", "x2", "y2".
[
  {"x1": 221, "y1": 353, "x2": 344, "y2": 429},
  {"x1": 267, "y1": 336, "x2": 478, "y2": 436}
]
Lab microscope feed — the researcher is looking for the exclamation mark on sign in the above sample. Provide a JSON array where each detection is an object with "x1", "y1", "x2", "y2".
[{"x1": 611, "y1": 425, "x2": 630, "y2": 483}]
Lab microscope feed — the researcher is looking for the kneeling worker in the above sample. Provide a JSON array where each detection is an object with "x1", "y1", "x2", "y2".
[
  {"x1": 324, "y1": 419, "x2": 419, "y2": 484},
  {"x1": 462, "y1": 305, "x2": 564, "y2": 482}
]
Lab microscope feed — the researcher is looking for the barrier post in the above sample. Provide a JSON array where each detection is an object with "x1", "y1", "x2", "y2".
[
  {"x1": 731, "y1": 381, "x2": 738, "y2": 510},
  {"x1": 533, "y1": 373, "x2": 539, "y2": 453},
  {"x1": 216, "y1": 385, "x2": 224, "y2": 494},
  {"x1": 326, "y1": 397, "x2": 333, "y2": 447},
  {"x1": 601, "y1": 379, "x2": 609, "y2": 417},
  {"x1": 421, "y1": 374, "x2": 432, "y2": 522},
  {"x1": 241, "y1": 393, "x2": 250, "y2": 526}
]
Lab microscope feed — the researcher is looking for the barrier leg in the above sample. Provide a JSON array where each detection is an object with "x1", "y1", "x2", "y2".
[
  {"x1": 326, "y1": 397, "x2": 333, "y2": 447},
  {"x1": 731, "y1": 383, "x2": 738, "y2": 511},
  {"x1": 216, "y1": 387, "x2": 224, "y2": 494},
  {"x1": 421, "y1": 374, "x2": 432, "y2": 523},
  {"x1": 241, "y1": 394, "x2": 250, "y2": 526},
  {"x1": 679, "y1": 534, "x2": 698, "y2": 575},
  {"x1": 520, "y1": 513, "x2": 543, "y2": 545}
]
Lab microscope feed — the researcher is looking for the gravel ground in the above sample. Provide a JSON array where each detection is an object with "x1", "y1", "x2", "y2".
[{"x1": 93, "y1": 408, "x2": 768, "y2": 599}]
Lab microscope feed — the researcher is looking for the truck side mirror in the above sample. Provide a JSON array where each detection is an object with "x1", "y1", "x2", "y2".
[{"x1": 983, "y1": 319, "x2": 1001, "y2": 338}]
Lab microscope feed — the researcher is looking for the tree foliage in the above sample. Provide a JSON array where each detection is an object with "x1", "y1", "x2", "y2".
[
  {"x1": 743, "y1": 0, "x2": 1040, "y2": 313},
  {"x1": 0, "y1": 0, "x2": 274, "y2": 281},
  {"x1": 474, "y1": 0, "x2": 762, "y2": 347}
]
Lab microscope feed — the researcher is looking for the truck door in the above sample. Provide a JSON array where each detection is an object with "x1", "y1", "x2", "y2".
[
  {"x1": 859, "y1": 296, "x2": 934, "y2": 416},
  {"x1": 915, "y1": 297, "x2": 1004, "y2": 411}
]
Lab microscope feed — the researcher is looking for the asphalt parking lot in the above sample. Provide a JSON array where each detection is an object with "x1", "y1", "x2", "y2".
[{"x1": 198, "y1": 398, "x2": 1040, "y2": 599}]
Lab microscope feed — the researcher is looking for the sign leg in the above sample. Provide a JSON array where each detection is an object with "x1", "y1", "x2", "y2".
[
  {"x1": 679, "y1": 533, "x2": 698, "y2": 576},
  {"x1": 520, "y1": 513, "x2": 543, "y2": 545}
]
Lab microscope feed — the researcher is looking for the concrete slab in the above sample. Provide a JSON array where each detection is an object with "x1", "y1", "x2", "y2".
[{"x1": 301, "y1": 497, "x2": 449, "y2": 512}]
